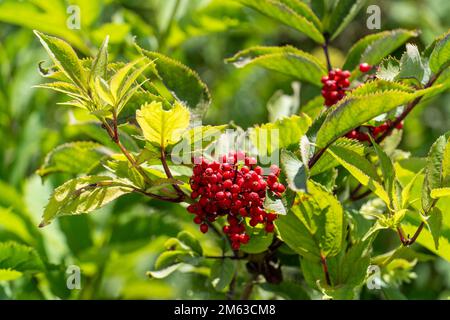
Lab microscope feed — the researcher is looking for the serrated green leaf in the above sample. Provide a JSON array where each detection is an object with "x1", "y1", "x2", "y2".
[
  {"x1": 429, "y1": 29, "x2": 450, "y2": 73},
  {"x1": 34, "y1": 30, "x2": 87, "y2": 90},
  {"x1": 315, "y1": 85, "x2": 437, "y2": 149},
  {"x1": 136, "y1": 101, "x2": 190, "y2": 148},
  {"x1": 0, "y1": 242, "x2": 45, "y2": 274},
  {"x1": 276, "y1": 181, "x2": 344, "y2": 259},
  {"x1": 235, "y1": 0, "x2": 324, "y2": 43},
  {"x1": 327, "y1": 145, "x2": 390, "y2": 204},
  {"x1": 376, "y1": 57, "x2": 401, "y2": 81},
  {"x1": 37, "y1": 142, "x2": 111, "y2": 178},
  {"x1": 41, "y1": 176, "x2": 133, "y2": 227},
  {"x1": 210, "y1": 258, "x2": 236, "y2": 292},
  {"x1": 327, "y1": 0, "x2": 367, "y2": 40},
  {"x1": 343, "y1": 29, "x2": 418, "y2": 71},
  {"x1": 138, "y1": 48, "x2": 211, "y2": 116},
  {"x1": 311, "y1": 137, "x2": 366, "y2": 176},
  {"x1": 227, "y1": 46, "x2": 326, "y2": 86}
]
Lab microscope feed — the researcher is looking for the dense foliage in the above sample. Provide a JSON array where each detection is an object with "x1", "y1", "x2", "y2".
[{"x1": 1, "y1": 0, "x2": 450, "y2": 300}]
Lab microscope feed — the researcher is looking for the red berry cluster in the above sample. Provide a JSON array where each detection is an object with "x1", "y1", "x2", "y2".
[
  {"x1": 345, "y1": 121, "x2": 403, "y2": 142},
  {"x1": 187, "y1": 152, "x2": 285, "y2": 250},
  {"x1": 321, "y1": 68, "x2": 351, "y2": 107}
]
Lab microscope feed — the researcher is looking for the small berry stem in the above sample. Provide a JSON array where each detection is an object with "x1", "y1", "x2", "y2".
[{"x1": 322, "y1": 34, "x2": 332, "y2": 71}]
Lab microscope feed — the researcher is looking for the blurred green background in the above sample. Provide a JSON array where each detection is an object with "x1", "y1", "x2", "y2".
[{"x1": 0, "y1": 0, "x2": 449, "y2": 299}]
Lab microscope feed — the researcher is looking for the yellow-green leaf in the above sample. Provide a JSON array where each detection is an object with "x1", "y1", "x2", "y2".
[{"x1": 136, "y1": 101, "x2": 190, "y2": 148}]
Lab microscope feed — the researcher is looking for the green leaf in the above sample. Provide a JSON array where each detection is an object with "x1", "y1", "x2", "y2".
[
  {"x1": 37, "y1": 142, "x2": 111, "y2": 178},
  {"x1": 0, "y1": 269, "x2": 23, "y2": 281},
  {"x1": 343, "y1": 29, "x2": 418, "y2": 71},
  {"x1": 310, "y1": 137, "x2": 366, "y2": 176},
  {"x1": 240, "y1": 225, "x2": 274, "y2": 254},
  {"x1": 397, "y1": 44, "x2": 425, "y2": 83},
  {"x1": 227, "y1": 46, "x2": 326, "y2": 86},
  {"x1": 0, "y1": 208, "x2": 34, "y2": 244},
  {"x1": 90, "y1": 36, "x2": 109, "y2": 81},
  {"x1": 370, "y1": 138, "x2": 396, "y2": 206},
  {"x1": 136, "y1": 101, "x2": 191, "y2": 148},
  {"x1": 429, "y1": 29, "x2": 450, "y2": 73},
  {"x1": 327, "y1": 0, "x2": 367, "y2": 40},
  {"x1": 264, "y1": 191, "x2": 288, "y2": 215},
  {"x1": 422, "y1": 134, "x2": 450, "y2": 212},
  {"x1": 430, "y1": 188, "x2": 450, "y2": 199},
  {"x1": 327, "y1": 145, "x2": 390, "y2": 204},
  {"x1": 251, "y1": 113, "x2": 312, "y2": 156},
  {"x1": 177, "y1": 231, "x2": 203, "y2": 256},
  {"x1": 210, "y1": 258, "x2": 236, "y2": 292},
  {"x1": 0, "y1": 242, "x2": 45, "y2": 278},
  {"x1": 376, "y1": 57, "x2": 401, "y2": 81},
  {"x1": 275, "y1": 181, "x2": 344, "y2": 259},
  {"x1": 138, "y1": 48, "x2": 211, "y2": 116},
  {"x1": 34, "y1": 30, "x2": 87, "y2": 89},
  {"x1": 235, "y1": 0, "x2": 324, "y2": 43},
  {"x1": 426, "y1": 207, "x2": 443, "y2": 250},
  {"x1": 40, "y1": 176, "x2": 133, "y2": 227},
  {"x1": 315, "y1": 85, "x2": 436, "y2": 149},
  {"x1": 280, "y1": 150, "x2": 307, "y2": 192}
]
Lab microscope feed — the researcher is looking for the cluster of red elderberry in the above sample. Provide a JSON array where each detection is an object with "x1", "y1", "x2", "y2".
[
  {"x1": 321, "y1": 68, "x2": 351, "y2": 106},
  {"x1": 187, "y1": 152, "x2": 285, "y2": 250},
  {"x1": 321, "y1": 63, "x2": 403, "y2": 142}
]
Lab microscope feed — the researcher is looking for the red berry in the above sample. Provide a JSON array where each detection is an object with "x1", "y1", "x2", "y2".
[
  {"x1": 200, "y1": 223, "x2": 208, "y2": 233},
  {"x1": 359, "y1": 63, "x2": 371, "y2": 73},
  {"x1": 265, "y1": 223, "x2": 275, "y2": 233}
]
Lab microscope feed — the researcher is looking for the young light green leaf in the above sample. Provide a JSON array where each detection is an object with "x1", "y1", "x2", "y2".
[
  {"x1": 136, "y1": 101, "x2": 190, "y2": 148},
  {"x1": 430, "y1": 188, "x2": 450, "y2": 199},
  {"x1": 37, "y1": 141, "x2": 111, "y2": 178},
  {"x1": 227, "y1": 46, "x2": 326, "y2": 86},
  {"x1": 90, "y1": 35, "x2": 109, "y2": 81},
  {"x1": 210, "y1": 258, "x2": 237, "y2": 292},
  {"x1": 41, "y1": 176, "x2": 133, "y2": 227},
  {"x1": 34, "y1": 30, "x2": 87, "y2": 89},
  {"x1": 429, "y1": 29, "x2": 450, "y2": 73},
  {"x1": 327, "y1": 0, "x2": 367, "y2": 40},
  {"x1": 343, "y1": 29, "x2": 418, "y2": 71},
  {"x1": 327, "y1": 145, "x2": 390, "y2": 204},
  {"x1": 235, "y1": 0, "x2": 324, "y2": 43}
]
